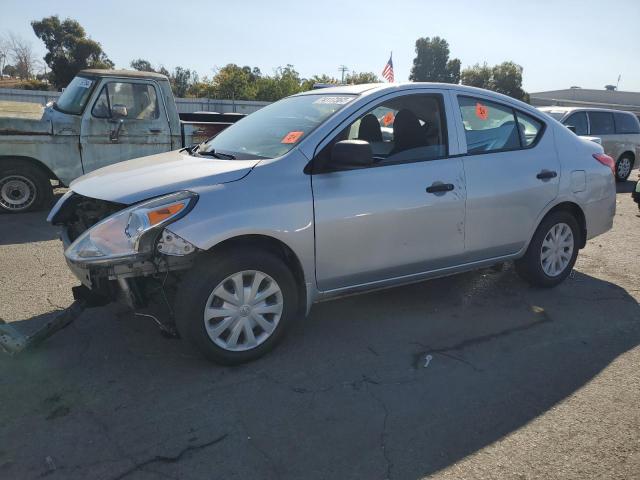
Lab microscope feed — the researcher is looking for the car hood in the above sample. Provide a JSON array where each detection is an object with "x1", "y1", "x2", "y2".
[{"x1": 70, "y1": 150, "x2": 260, "y2": 204}]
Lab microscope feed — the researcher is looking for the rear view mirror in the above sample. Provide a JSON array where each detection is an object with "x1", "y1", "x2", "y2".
[
  {"x1": 111, "y1": 104, "x2": 128, "y2": 119},
  {"x1": 566, "y1": 125, "x2": 577, "y2": 133},
  {"x1": 326, "y1": 140, "x2": 373, "y2": 171}
]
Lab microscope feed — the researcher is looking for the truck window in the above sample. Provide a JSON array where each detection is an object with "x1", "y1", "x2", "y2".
[
  {"x1": 54, "y1": 76, "x2": 96, "y2": 115},
  {"x1": 614, "y1": 112, "x2": 640, "y2": 134},
  {"x1": 588, "y1": 112, "x2": 615, "y2": 135},
  {"x1": 564, "y1": 112, "x2": 588, "y2": 136},
  {"x1": 92, "y1": 82, "x2": 159, "y2": 120}
]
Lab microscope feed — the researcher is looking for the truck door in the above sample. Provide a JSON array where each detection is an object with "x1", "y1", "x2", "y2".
[{"x1": 79, "y1": 79, "x2": 172, "y2": 173}]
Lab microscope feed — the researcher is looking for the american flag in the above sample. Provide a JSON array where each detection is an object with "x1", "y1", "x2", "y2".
[{"x1": 382, "y1": 53, "x2": 394, "y2": 82}]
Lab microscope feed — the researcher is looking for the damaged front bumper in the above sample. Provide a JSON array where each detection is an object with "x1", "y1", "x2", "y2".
[{"x1": 61, "y1": 226, "x2": 196, "y2": 307}]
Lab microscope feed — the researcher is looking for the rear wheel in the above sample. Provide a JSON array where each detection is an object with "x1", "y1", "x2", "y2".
[
  {"x1": 615, "y1": 154, "x2": 633, "y2": 182},
  {"x1": 174, "y1": 248, "x2": 299, "y2": 365},
  {"x1": 515, "y1": 211, "x2": 580, "y2": 288},
  {"x1": 0, "y1": 160, "x2": 53, "y2": 213}
]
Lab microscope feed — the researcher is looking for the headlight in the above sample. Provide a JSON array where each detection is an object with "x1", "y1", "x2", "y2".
[{"x1": 65, "y1": 191, "x2": 198, "y2": 265}]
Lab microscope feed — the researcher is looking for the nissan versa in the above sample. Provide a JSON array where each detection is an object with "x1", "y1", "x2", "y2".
[{"x1": 48, "y1": 83, "x2": 616, "y2": 364}]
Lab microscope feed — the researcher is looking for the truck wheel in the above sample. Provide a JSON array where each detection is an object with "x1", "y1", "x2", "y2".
[
  {"x1": 0, "y1": 161, "x2": 53, "y2": 213},
  {"x1": 515, "y1": 211, "x2": 580, "y2": 288},
  {"x1": 174, "y1": 248, "x2": 299, "y2": 365},
  {"x1": 615, "y1": 154, "x2": 633, "y2": 182}
]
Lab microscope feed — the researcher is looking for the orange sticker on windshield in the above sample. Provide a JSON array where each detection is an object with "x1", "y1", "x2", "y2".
[
  {"x1": 281, "y1": 131, "x2": 304, "y2": 144},
  {"x1": 382, "y1": 111, "x2": 395, "y2": 126},
  {"x1": 475, "y1": 102, "x2": 488, "y2": 120}
]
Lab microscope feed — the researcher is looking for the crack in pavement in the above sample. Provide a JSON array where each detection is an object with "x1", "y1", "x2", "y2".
[
  {"x1": 365, "y1": 384, "x2": 393, "y2": 480},
  {"x1": 110, "y1": 433, "x2": 229, "y2": 480},
  {"x1": 413, "y1": 307, "x2": 553, "y2": 369}
]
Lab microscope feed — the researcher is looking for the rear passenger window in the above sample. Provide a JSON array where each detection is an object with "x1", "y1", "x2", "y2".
[
  {"x1": 614, "y1": 112, "x2": 640, "y2": 134},
  {"x1": 588, "y1": 112, "x2": 615, "y2": 135},
  {"x1": 515, "y1": 111, "x2": 543, "y2": 147},
  {"x1": 564, "y1": 112, "x2": 588, "y2": 136},
  {"x1": 458, "y1": 96, "x2": 520, "y2": 153}
]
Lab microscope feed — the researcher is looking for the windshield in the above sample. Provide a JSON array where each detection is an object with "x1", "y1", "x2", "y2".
[
  {"x1": 54, "y1": 76, "x2": 96, "y2": 115},
  {"x1": 200, "y1": 94, "x2": 356, "y2": 159}
]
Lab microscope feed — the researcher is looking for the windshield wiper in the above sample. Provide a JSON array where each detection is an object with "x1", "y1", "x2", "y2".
[{"x1": 196, "y1": 149, "x2": 236, "y2": 160}]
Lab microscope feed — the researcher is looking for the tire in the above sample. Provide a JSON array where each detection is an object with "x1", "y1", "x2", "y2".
[
  {"x1": 0, "y1": 160, "x2": 53, "y2": 213},
  {"x1": 174, "y1": 248, "x2": 299, "y2": 365},
  {"x1": 515, "y1": 211, "x2": 580, "y2": 288},
  {"x1": 615, "y1": 154, "x2": 634, "y2": 182}
]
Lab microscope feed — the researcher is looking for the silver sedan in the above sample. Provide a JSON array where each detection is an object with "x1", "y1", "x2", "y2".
[{"x1": 49, "y1": 83, "x2": 617, "y2": 364}]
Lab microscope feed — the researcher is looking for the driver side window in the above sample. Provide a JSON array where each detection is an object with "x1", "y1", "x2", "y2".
[
  {"x1": 91, "y1": 82, "x2": 159, "y2": 120},
  {"x1": 316, "y1": 93, "x2": 448, "y2": 170}
]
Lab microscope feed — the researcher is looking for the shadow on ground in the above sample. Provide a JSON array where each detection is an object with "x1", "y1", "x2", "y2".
[
  {"x1": 0, "y1": 191, "x2": 65, "y2": 245},
  {"x1": 0, "y1": 265, "x2": 638, "y2": 480}
]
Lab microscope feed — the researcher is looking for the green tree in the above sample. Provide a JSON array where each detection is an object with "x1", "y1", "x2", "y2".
[
  {"x1": 300, "y1": 74, "x2": 338, "y2": 91},
  {"x1": 213, "y1": 64, "x2": 258, "y2": 100},
  {"x1": 171, "y1": 66, "x2": 196, "y2": 97},
  {"x1": 409, "y1": 36, "x2": 460, "y2": 83},
  {"x1": 460, "y1": 61, "x2": 528, "y2": 102},
  {"x1": 2, "y1": 64, "x2": 18, "y2": 77},
  {"x1": 489, "y1": 61, "x2": 528, "y2": 102},
  {"x1": 130, "y1": 58, "x2": 156, "y2": 73},
  {"x1": 345, "y1": 71, "x2": 380, "y2": 84},
  {"x1": 31, "y1": 15, "x2": 114, "y2": 88}
]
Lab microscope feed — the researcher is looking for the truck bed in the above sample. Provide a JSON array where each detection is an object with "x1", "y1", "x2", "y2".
[{"x1": 179, "y1": 112, "x2": 246, "y2": 146}]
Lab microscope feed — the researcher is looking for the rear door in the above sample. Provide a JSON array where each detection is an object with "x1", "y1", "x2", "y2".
[
  {"x1": 455, "y1": 94, "x2": 559, "y2": 261},
  {"x1": 312, "y1": 90, "x2": 467, "y2": 291},
  {"x1": 80, "y1": 79, "x2": 171, "y2": 173}
]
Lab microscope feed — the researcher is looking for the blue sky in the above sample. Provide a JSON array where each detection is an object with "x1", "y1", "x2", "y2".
[{"x1": 2, "y1": 0, "x2": 639, "y2": 92}]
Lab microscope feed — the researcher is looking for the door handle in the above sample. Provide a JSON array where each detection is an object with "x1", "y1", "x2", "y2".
[
  {"x1": 426, "y1": 183, "x2": 454, "y2": 194},
  {"x1": 536, "y1": 170, "x2": 557, "y2": 180},
  {"x1": 149, "y1": 128, "x2": 162, "y2": 134}
]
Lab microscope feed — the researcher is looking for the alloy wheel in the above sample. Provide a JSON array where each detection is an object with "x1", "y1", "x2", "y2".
[
  {"x1": 203, "y1": 270, "x2": 283, "y2": 351},
  {"x1": 617, "y1": 157, "x2": 632, "y2": 180},
  {"x1": 540, "y1": 222, "x2": 574, "y2": 277}
]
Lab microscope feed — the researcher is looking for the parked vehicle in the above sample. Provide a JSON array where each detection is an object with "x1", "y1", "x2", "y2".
[
  {"x1": 538, "y1": 106, "x2": 640, "y2": 182},
  {"x1": 0, "y1": 70, "x2": 244, "y2": 213},
  {"x1": 49, "y1": 83, "x2": 616, "y2": 364}
]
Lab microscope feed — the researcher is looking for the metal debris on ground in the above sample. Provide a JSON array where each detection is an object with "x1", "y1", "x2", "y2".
[
  {"x1": 0, "y1": 300, "x2": 85, "y2": 355},
  {"x1": 424, "y1": 354, "x2": 433, "y2": 368}
]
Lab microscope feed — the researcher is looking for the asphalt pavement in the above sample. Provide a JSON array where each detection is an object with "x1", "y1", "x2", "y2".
[{"x1": 0, "y1": 178, "x2": 638, "y2": 480}]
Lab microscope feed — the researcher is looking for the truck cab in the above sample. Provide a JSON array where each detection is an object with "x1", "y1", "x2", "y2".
[{"x1": 0, "y1": 70, "x2": 243, "y2": 213}]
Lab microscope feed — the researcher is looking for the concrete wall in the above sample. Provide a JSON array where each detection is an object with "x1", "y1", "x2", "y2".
[{"x1": 0, "y1": 87, "x2": 270, "y2": 114}]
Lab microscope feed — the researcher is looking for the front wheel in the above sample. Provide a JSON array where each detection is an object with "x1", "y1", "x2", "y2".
[
  {"x1": 515, "y1": 211, "x2": 580, "y2": 288},
  {"x1": 0, "y1": 161, "x2": 53, "y2": 213},
  {"x1": 174, "y1": 249, "x2": 299, "y2": 365}
]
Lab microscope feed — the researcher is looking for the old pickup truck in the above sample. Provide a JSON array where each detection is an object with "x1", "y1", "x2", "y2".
[{"x1": 0, "y1": 69, "x2": 245, "y2": 213}]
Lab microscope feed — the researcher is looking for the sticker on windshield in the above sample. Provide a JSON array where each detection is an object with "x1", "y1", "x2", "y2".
[
  {"x1": 313, "y1": 96, "x2": 352, "y2": 105},
  {"x1": 281, "y1": 131, "x2": 304, "y2": 144},
  {"x1": 76, "y1": 78, "x2": 94, "y2": 89},
  {"x1": 475, "y1": 102, "x2": 488, "y2": 120}
]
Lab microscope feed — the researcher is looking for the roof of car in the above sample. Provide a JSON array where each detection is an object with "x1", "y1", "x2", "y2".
[
  {"x1": 79, "y1": 69, "x2": 169, "y2": 80},
  {"x1": 538, "y1": 106, "x2": 635, "y2": 115}
]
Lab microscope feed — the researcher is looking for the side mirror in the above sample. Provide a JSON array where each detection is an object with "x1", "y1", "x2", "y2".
[
  {"x1": 111, "y1": 104, "x2": 128, "y2": 119},
  {"x1": 565, "y1": 125, "x2": 577, "y2": 133},
  {"x1": 326, "y1": 140, "x2": 373, "y2": 171}
]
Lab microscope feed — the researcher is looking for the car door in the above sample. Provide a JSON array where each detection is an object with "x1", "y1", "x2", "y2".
[
  {"x1": 455, "y1": 94, "x2": 559, "y2": 260},
  {"x1": 80, "y1": 79, "x2": 171, "y2": 174},
  {"x1": 312, "y1": 90, "x2": 466, "y2": 292}
]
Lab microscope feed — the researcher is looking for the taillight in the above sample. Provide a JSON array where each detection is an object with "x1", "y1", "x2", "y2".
[{"x1": 593, "y1": 153, "x2": 615, "y2": 175}]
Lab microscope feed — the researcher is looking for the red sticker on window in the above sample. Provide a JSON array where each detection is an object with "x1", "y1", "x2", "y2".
[
  {"x1": 281, "y1": 131, "x2": 304, "y2": 144},
  {"x1": 475, "y1": 102, "x2": 488, "y2": 120},
  {"x1": 382, "y1": 111, "x2": 395, "y2": 126}
]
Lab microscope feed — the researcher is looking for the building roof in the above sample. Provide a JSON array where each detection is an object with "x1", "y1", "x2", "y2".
[
  {"x1": 79, "y1": 69, "x2": 169, "y2": 80},
  {"x1": 531, "y1": 88, "x2": 640, "y2": 113}
]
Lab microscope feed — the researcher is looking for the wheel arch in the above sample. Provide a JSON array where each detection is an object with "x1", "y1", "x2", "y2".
[
  {"x1": 206, "y1": 234, "x2": 308, "y2": 314},
  {"x1": 0, "y1": 155, "x2": 61, "y2": 183},
  {"x1": 538, "y1": 201, "x2": 587, "y2": 249}
]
